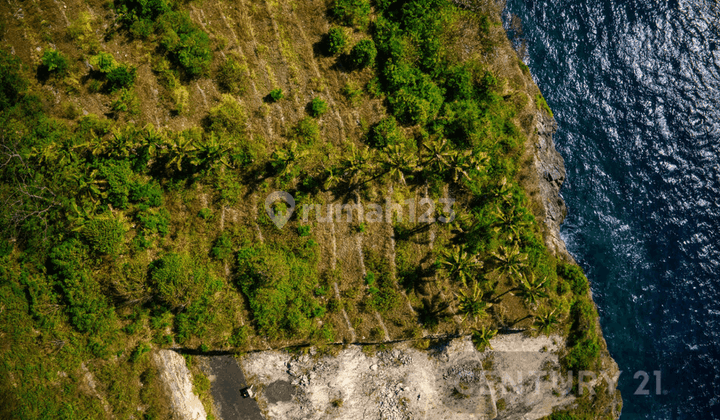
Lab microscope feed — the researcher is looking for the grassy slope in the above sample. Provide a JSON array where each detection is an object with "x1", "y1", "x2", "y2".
[{"x1": 0, "y1": 0, "x2": 617, "y2": 418}]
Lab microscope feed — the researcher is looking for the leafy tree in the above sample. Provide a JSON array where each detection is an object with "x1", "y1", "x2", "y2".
[
  {"x1": 308, "y1": 97, "x2": 327, "y2": 118},
  {"x1": 157, "y1": 11, "x2": 212, "y2": 78},
  {"x1": 41, "y1": 49, "x2": 69, "y2": 76},
  {"x1": 327, "y1": 27, "x2": 348, "y2": 55},
  {"x1": 368, "y1": 116, "x2": 406, "y2": 148},
  {"x1": 150, "y1": 253, "x2": 220, "y2": 311},
  {"x1": 0, "y1": 49, "x2": 27, "y2": 110},
  {"x1": 350, "y1": 39, "x2": 377, "y2": 69},
  {"x1": 331, "y1": 0, "x2": 371, "y2": 28},
  {"x1": 269, "y1": 88, "x2": 284, "y2": 102}
]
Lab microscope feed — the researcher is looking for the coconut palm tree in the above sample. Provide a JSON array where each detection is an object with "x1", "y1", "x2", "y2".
[
  {"x1": 271, "y1": 141, "x2": 307, "y2": 178},
  {"x1": 322, "y1": 165, "x2": 341, "y2": 190},
  {"x1": 490, "y1": 203, "x2": 532, "y2": 244},
  {"x1": 380, "y1": 143, "x2": 417, "y2": 185},
  {"x1": 489, "y1": 177, "x2": 514, "y2": 205},
  {"x1": 422, "y1": 137, "x2": 453, "y2": 173},
  {"x1": 162, "y1": 133, "x2": 197, "y2": 172},
  {"x1": 532, "y1": 308, "x2": 560, "y2": 336},
  {"x1": 515, "y1": 272, "x2": 549, "y2": 308},
  {"x1": 192, "y1": 132, "x2": 232, "y2": 169},
  {"x1": 341, "y1": 143, "x2": 375, "y2": 185},
  {"x1": 491, "y1": 244, "x2": 528, "y2": 281},
  {"x1": 440, "y1": 245, "x2": 482, "y2": 286},
  {"x1": 444, "y1": 149, "x2": 487, "y2": 183},
  {"x1": 69, "y1": 169, "x2": 107, "y2": 203},
  {"x1": 455, "y1": 282, "x2": 492, "y2": 324},
  {"x1": 471, "y1": 326, "x2": 498, "y2": 351}
]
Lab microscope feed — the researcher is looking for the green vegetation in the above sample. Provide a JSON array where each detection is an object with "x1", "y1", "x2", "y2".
[
  {"x1": 115, "y1": 0, "x2": 212, "y2": 77},
  {"x1": 308, "y1": 97, "x2": 328, "y2": 118},
  {"x1": 0, "y1": 0, "x2": 613, "y2": 417},
  {"x1": 350, "y1": 39, "x2": 377, "y2": 69},
  {"x1": 327, "y1": 27, "x2": 348, "y2": 55},
  {"x1": 536, "y1": 93, "x2": 553, "y2": 117},
  {"x1": 237, "y1": 240, "x2": 328, "y2": 340},
  {"x1": 331, "y1": 0, "x2": 371, "y2": 29},
  {"x1": 41, "y1": 49, "x2": 69, "y2": 76},
  {"x1": 217, "y1": 56, "x2": 246, "y2": 94},
  {"x1": 0, "y1": 50, "x2": 27, "y2": 110},
  {"x1": 269, "y1": 88, "x2": 284, "y2": 102}
]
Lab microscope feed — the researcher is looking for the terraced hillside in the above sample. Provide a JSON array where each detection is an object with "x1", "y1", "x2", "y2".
[{"x1": 0, "y1": 0, "x2": 620, "y2": 418}]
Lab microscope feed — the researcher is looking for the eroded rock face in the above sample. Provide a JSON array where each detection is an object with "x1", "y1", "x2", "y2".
[
  {"x1": 240, "y1": 336, "x2": 589, "y2": 420},
  {"x1": 153, "y1": 350, "x2": 207, "y2": 420},
  {"x1": 533, "y1": 111, "x2": 574, "y2": 261}
]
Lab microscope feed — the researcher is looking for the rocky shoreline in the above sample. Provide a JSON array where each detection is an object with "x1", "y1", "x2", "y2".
[{"x1": 531, "y1": 109, "x2": 623, "y2": 418}]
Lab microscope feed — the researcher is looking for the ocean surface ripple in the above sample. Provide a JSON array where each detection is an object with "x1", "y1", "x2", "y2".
[{"x1": 503, "y1": 0, "x2": 720, "y2": 417}]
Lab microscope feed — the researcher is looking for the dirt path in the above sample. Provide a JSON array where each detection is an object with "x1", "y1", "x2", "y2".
[{"x1": 200, "y1": 355, "x2": 264, "y2": 420}]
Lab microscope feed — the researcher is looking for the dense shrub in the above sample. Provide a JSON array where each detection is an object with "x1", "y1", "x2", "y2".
[
  {"x1": 41, "y1": 50, "x2": 69, "y2": 76},
  {"x1": 563, "y1": 298, "x2": 601, "y2": 371},
  {"x1": 341, "y1": 81, "x2": 363, "y2": 105},
  {"x1": 368, "y1": 116, "x2": 405, "y2": 148},
  {"x1": 289, "y1": 116, "x2": 319, "y2": 144},
  {"x1": 211, "y1": 232, "x2": 233, "y2": 260},
  {"x1": 350, "y1": 39, "x2": 377, "y2": 69},
  {"x1": 150, "y1": 253, "x2": 221, "y2": 311},
  {"x1": 443, "y1": 66, "x2": 474, "y2": 102},
  {"x1": 157, "y1": 11, "x2": 212, "y2": 78},
  {"x1": 565, "y1": 336, "x2": 601, "y2": 372},
  {"x1": 129, "y1": 180, "x2": 164, "y2": 207},
  {"x1": 82, "y1": 214, "x2": 127, "y2": 255},
  {"x1": 98, "y1": 159, "x2": 134, "y2": 209},
  {"x1": 91, "y1": 52, "x2": 117, "y2": 73},
  {"x1": 111, "y1": 88, "x2": 140, "y2": 115},
  {"x1": 557, "y1": 263, "x2": 590, "y2": 295},
  {"x1": 331, "y1": 0, "x2": 371, "y2": 28},
  {"x1": 135, "y1": 207, "x2": 170, "y2": 236},
  {"x1": 308, "y1": 97, "x2": 327, "y2": 118},
  {"x1": 327, "y1": 27, "x2": 348, "y2": 55},
  {"x1": 269, "y1": 88, "x2": 284, "y2": 102},
  {"x1": 115, "y1": 0, "x2": 171, "y2": 24},
  {"x1": 237, "y1": 244, "x2": 325, "y2": 339},
  {"x1": 536, "y1": 93, "x2": 553, "y2": 117},
  {"x1": 216, "y1": 56, "x2": 245, "y2": 94},
  {"x1": 106, "y1": 64, "x2": 137, "y2": 91},
  {"x1": 206, "y1": 94, "x2": 246, "y2": 136},
  {"x1": 0, "y1": 49, "x2": 27, "y2": 110},
  {"x1": 49, "y1": 239, "x2": 117, "y2": 334}
]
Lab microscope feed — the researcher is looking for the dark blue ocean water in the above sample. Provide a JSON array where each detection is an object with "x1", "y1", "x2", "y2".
[{"x1": 503, "y1": 0, "x2": 720, "y2": 418}]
